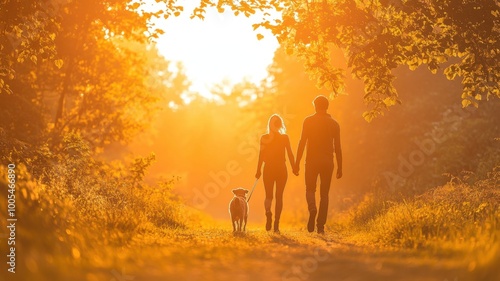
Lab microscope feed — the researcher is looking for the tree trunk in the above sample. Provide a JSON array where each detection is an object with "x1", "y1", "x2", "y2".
[{"x1": 54, "y1": 57, "x2": 73, "y2": 126}]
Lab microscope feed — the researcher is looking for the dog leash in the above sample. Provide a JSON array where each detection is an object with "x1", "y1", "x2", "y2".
[{"x1": 246, "y1": 178, "x2": 259, "y2": 203}]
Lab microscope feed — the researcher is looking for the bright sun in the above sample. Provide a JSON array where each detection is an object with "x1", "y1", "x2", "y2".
[{"x1": 152, "y1": 1, "x2": 279, "y2": 101}]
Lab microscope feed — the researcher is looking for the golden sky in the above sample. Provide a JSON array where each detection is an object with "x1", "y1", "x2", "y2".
[{"x1": 153, "y1": 0, "x2": 279, "y2": 100}]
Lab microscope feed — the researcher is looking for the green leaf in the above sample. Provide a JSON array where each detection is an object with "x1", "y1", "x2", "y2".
[
  {"x1": 383, "y1": 97, "x2": 396, "y2": 107},
  {"x1": 55, "y1": 59, "x2": 64, "y2": 69},
  {"x1": 362, "y1": 111, "x2": 376, "y2": 123},
  {"x1": 129, "y1": 2, "x2": 140, "y2": 10},
  {"x1": 444, "y1": 65, "x2": 458, "y2": 80}
]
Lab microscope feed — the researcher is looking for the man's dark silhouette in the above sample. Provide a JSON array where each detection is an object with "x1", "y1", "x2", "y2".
[{"x1": 294, "y1": 95, "x2": 342, "y2": 234}]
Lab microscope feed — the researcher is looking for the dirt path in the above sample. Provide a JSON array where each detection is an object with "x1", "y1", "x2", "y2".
[{"x1": 77, "y1": 224, "x2": 483, "y2": 281}]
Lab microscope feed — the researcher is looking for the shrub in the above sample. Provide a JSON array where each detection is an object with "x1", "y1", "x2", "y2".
[
  {"x1": 0, "y1": 133, "x2": 189, "y2": 280},
  {"x1": 345, "y1": 166, "x2": 500, "y2": 262}
]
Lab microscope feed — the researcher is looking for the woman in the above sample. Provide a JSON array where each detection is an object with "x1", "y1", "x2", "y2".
[{"x1": 255, "y1": 114, "x2": 295, "y2": 233}]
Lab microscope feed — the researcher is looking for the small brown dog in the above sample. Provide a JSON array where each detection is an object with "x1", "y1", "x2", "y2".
[{"x1": 229, "y1": 188, "x2": 249, "y2": 232}]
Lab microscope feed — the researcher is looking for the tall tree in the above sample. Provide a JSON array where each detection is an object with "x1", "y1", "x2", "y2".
[
  {"x1": 167, "y1": 0, "x2": 500, "y2": 121},
  {"x1": 0, "y1": 0, "x2": 189, "y2": 155}
]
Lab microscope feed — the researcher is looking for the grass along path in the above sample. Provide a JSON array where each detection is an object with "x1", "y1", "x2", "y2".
[{"x1": 74, "y1": 221, "x2": 487, "y2": 281}]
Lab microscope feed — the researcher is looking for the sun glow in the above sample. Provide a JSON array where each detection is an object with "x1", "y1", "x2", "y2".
[{"x1": 153, "y1": 1, "x2": 279, "y2": 101}]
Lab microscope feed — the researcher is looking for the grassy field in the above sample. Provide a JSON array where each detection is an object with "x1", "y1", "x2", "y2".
[
  {"x1": 1, "y1": 162, "x2": 499, "y2": 281},
  {"x1": 25, "y1": 221, "x2": 499, "y2": 281}
]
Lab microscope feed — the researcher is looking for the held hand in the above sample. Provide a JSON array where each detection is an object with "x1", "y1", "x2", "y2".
[
  {"x1": 255, "y1": 170, "x2": 261, "y2": 179},
  {"x1": 336, "y1": 169, "x2": 342, "y2": 179}
]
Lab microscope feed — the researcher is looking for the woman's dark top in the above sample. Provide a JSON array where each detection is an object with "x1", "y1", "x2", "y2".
[{"x1": 260, "y1": 133, "x2": 288, "y2": 166}]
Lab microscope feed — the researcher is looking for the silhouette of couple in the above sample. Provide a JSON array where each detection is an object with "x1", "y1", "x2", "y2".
[{"x1": 255, "y1": 95, "x2": 342, "y2": 234}]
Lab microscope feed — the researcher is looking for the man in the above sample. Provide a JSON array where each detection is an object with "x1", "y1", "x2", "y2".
[{"x1": 294, "y1": 95, "x2": 342, "y2": 234}]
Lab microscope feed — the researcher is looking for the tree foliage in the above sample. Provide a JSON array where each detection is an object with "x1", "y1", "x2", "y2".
[
  {"x1": 178, "y1": 0, "x2": 500, "y2": 121},
  {"x1": 0, "y1": 0, "x2": 189, "y2": 156}
]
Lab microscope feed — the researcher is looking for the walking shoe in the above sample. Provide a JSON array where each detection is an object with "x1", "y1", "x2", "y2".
[
  {"x1": 317, "y1": 226, "x2": 325, "y2": 234},
  {"x1": 266, "y1": 211, "x2": 272, "y2": 231},
  {"x1": 274, "y1": 220, "x2": 280, "y2": 233},
  {"x1": 307, "y1": 210, "x2": 317, "y2": 233}
]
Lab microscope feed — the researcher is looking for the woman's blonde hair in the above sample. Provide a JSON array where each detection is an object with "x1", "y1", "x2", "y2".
[{"x1": 267, "y1": 114, "x2": 286, "y2": 134}]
